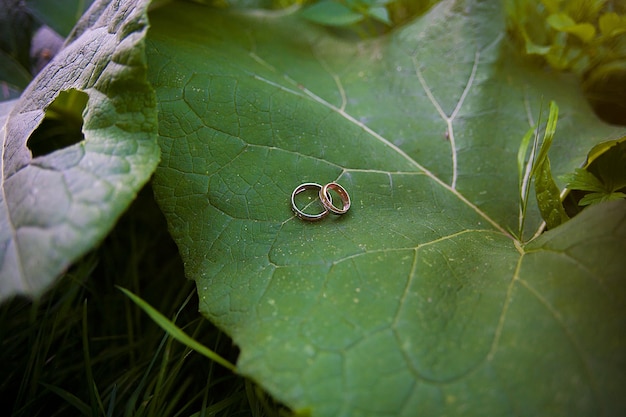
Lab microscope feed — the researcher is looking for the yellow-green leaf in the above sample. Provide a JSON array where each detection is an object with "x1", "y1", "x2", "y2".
[
  {"x1": 547, "y1": 13, "x2": 596, "y2": 42},
  {"x1": 547, "y1": 12, "x2": 576, "y2": 29},
  {"x1": 599, "y1": 12, "x2": 626, "y2": 37},
  {"x1": 565, "y1": 22, "x2": 596, "y2": 42}
]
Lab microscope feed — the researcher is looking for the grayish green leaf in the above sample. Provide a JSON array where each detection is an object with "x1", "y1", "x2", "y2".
[{"x1": 0, "y1": 0, "x2": 159, "y2": 301}]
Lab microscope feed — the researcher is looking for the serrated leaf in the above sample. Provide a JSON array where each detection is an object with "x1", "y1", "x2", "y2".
[
  {"x1": 579, "y1": 191, "x2": 626, "y2": 206},
  {"x1": 565, "y1": 140, "x2": 626, "y2": 207},
  {"x1": 0, "y1": 0, "x2": 159, "y2": 301},
  {"x1": 147, "y1": 0, "x2": 626, "y2": 415},
  {"x1": 563, "y1": 168, "x2": 605, "y2": 192}
]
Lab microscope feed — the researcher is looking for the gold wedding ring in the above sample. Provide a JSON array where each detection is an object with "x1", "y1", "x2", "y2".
[
  {"x1": 291, "y1": 182, "x2": 351, "y2": 222},
  {"x1": 319, "y1": 182, "x2": 351, "y2": 215},
  {"x1": 291, "y1": 183, "x2": 331, "y2": 221}
]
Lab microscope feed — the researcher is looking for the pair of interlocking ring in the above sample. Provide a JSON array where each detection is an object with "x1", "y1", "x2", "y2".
[{"x1": 291, "y1": 182, "x2": 351, "y2": 221}]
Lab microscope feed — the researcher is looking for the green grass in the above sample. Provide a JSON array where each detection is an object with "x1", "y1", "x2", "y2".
[{"x1": 0, "y1": 185, "x2": 284, "y2": 417}]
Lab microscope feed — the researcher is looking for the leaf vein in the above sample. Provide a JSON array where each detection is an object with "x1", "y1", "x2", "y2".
[
  {"x1": 517, "y1": 278, "x2": 603, "y2": 413},
  {"x1": 252, "y1": 63, "x2": 512, "y2": 238},
  {"x1": 0, "y1": 133, "x2": 27, "y2": 287}
]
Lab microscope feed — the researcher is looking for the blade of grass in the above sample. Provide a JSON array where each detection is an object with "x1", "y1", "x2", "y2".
[
  {"x1": 518, "y1": 101, "x2": 544, "y2": 241},
  {"x1": 161, "y1": 378, "x2": 193, "y2": 417},
  {"x1": 117, "y1": 287, "x2": 237, "y2": 373},
  {"x1": 531, "y1": 101, "x2": 560, "y2": 177},
  {"x1": 82, "y1": 300, "x2": 106, "y2": 417},
  {"x1": 517, "y1": 123, "x2": 537, "y2": 238},
  {"x1": 123, "y1": 328, "x2": 170, "y2": 417},
  {"x1": 148, "y1": 289, "x2": 198, "y2": 415},
  {"x1": 531, "y1": 101, "x2": 569, "y2": 230},
  {"x1": 187, "y1": 392, "x2": 248, "y2": 417},
  {"x1": 106, "y1": 384, "x2": 117, "y2": 417},
  {"x1": 122, "y1": 286, "x2": 196, "y2": 417},
  {"x1": 2, "y1": 187, "x2": 252, "y2": 417},
  {"x1": 148, "y1": 331, "x2": 173, "y2": 415},
  {"x1": 171, "y1": 386, "x2": 209, "y2": 417},
  {"x1": 40, "y1": 382, "x2": 91, "y2": 415}
]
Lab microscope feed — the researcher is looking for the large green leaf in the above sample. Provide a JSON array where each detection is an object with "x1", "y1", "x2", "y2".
[
  {"x1": 0, "y1": 0, "x2": 159, "y2": 300},
  {"x1": 147, "y1": 1, "x2": 626, "y2": 415}
]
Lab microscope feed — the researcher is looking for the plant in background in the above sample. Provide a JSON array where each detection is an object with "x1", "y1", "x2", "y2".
[
  {"x1": 297, "y1": 0, "x2": 439, "y2": 35},
  {"x1": 505, "y1": 0, "x2": 626, "y2": 124},
  {"x1": 563, "y1": 138, "x2": 626, "y2": 206},
  {"x1": 299, "y1": 0, "x2": 394, "y2": 27},
  {"x1": 0, "y1": 0, "x2": 94, "y2": 100},
  {"x1": 506, "y1": 0, "x2": 626, "y2": 73},
  {"x1": 516, "y1": 101, "x2": 626, "y2": 239},
  {"x1": 517, "y1": 101, "x2": 570, "y2": 239}
]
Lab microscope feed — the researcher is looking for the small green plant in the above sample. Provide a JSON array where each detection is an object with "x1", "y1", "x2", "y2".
[
  {"x1": 517, "y1": 101, "x2": 626, "y2": 239},
  {"x1": 517, "y1": 101, "x2": 569, "y2": 239},
  {"x1": 299, "y1": 0, "x2": 394, "y2": 27},
  {"x1": 506, "y1": 0, "x2": 626, "y2": 74},
  {"x1": 505, "y1": 0, "x2": 626, "y2": 124},
  {"x1": 296, "y1": 0, "x2": 440, "y2": 35},
  {"x1": 563, "y1": 139, "x2": 626, "y2": 206}
]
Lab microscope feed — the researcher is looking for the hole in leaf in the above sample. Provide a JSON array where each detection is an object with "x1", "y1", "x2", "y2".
[{"x1": 27, "y1": 88, "x2": 88, "y2": 157}]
